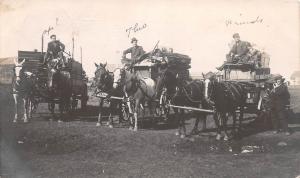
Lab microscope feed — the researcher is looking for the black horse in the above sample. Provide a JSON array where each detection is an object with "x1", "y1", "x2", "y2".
[
  {"x1": 46, "y1": 58, "x2": 72, "y2": 122},
  {"x1": 157, "y1": 69, "x2": 210, "y2": 138},
  {"x1": 94, "y1": 62, "x2": 124, "y2": 127},
  {"x1": 204, "y1": 75, "x2": 246, "y2": 140}
]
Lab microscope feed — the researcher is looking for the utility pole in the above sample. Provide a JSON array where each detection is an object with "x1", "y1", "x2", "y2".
[
  {"x1": 72, "y1": 37, "x2": 75, "y2": 59},
  {"x1": 80, "y1": 46, "x2": 83, "y2": 78}
]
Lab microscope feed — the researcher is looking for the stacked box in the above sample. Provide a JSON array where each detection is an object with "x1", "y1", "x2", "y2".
[{"x1": 164, "y1": 53, "x2": 191, "y2": 71}]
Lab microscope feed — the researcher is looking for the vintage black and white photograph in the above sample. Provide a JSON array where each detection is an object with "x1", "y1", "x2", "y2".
[{"x1": 0, "y1": 0, "x2": 300, "y2": 177}]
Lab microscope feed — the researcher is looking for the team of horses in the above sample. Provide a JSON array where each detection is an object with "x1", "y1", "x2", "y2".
[
  {"x1": 12, "y1": 55, "x2": 249, "y2": 140},
  {"x1": 12, "y1": 57, "x2": 74, "y2": 123},
  {"x1": 93, "y1": 62, "x2": 248, "y2": 140}
]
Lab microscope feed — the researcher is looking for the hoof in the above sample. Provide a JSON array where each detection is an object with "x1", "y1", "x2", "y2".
[
  {"x1": 108, "y1": 125, "x2": 113, "y2": 128},
  {"x1": 175, "y1": 132, "x2": 180, "y2": 136},
  {"x1": 129, "y1": 127, "x2": 133, "y2": 131},
  {"x1": 58, "y1": 120, "x2": 63, "y2": 123},
  {"x1": 224, "y1": 135, "x2": 229, "y2": 141},
  {"x1": 13, "y1": 119, "x2": 17, "y2": 123},
  {"x1": 216, "y1": 134, "x2": 221, "y2": 140},
  {"x1": 133, "y1": 127, "x2": 138, "y2": 132},
  {"x1": 24, "y1": 119, "x2": 29, "y2": 123},
  {"x1": 180, "y1": 134, "x2": 185, "y2": 139},
  {"x1": 96, "y1": 122, "x2": 101, "y2": 127}
]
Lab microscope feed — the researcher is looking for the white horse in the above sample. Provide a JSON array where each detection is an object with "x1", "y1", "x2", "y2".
[
  {"x1": 113, "y1": 68, "x2": 156, "y2": 131},
  {"x1": 12, "y1": 58, "x2": 36, "y2": 123}
]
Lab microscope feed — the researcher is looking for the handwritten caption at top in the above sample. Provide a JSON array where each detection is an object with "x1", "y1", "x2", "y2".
[
  {"x1": 126, "y1": 23, "x2": 147, "y2": 38},
  {"x1": 225, "y1": 16, "x2": 263, "y2": 27}
]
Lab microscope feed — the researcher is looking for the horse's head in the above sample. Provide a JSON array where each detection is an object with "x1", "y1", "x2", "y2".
[
  {"x1": 94, "y1": 62, "x2": 111, "y2": 90},
  {"x1": 203, "y1": 72, "x2": 217, "y2": 100},
  {"x1": 113, "y1": 68, "x2": 125, "y2": 89},
  {"x1": 14, "y1": 58, "x2": 26, "y2": 83},
  {"x1": 47, "y1": 58, "x2": 61, "y2": 88}
]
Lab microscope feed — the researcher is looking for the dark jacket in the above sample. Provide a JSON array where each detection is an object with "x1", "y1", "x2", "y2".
[
  {"x1": 123, "y1": 46, "x2": 145, "y2": 61},
  {"x1": 229, "y1": 41, "x2": 251, "y2": 57},
  {"x1": 270, "y1": 83, "x2": 290, "y2": 111},
  {"x1": 47, "y1": 40, "x2": 65, "y2": 58}
]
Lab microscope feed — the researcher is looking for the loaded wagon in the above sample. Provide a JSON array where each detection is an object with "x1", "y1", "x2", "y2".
[
  {"x1": 17, "y1": 50, "x2": 88, "y2": 111},
  {"x1": 220, "y1": 55, "x2": 271, "y2": 114}
]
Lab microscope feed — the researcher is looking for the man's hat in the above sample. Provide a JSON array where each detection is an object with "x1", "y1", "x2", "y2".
[
  {"x1": 273, "y1": 74, "x2": 283, "y2": 80},
  {"x1": 131, "y1": 37, "x2": 138, "y2": 43},
  {"x1": 50, "y1": 34, "x2": 56, "y2": 39},
  {"x1": 233, "y1": 33, "x2": 240, "y2": 38},
  {"x1": 267, "y1": 74, "x2": 284, "y2": 83}
]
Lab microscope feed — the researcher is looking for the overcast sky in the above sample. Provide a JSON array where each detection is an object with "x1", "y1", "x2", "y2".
[{"x1": 0, "y1": 0, "x2": 299, "y2": 79}]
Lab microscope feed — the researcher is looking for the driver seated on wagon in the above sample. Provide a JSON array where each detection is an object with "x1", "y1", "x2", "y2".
[
  {"x1": 121, "y1": 37, "x2": 145, "y2": 69},
  {"x1": 44, "y1": 34, "x2": 67, "y2": 68},
  {"x1": 217, "y1": 33, "x2": 253, "y2": 70}
]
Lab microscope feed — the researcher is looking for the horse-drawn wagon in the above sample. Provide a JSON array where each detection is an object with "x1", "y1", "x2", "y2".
[
  {"x1": 15, "y1": 50, "x2": 88, "y2": 121},
  {"x1": 219, "y1": 60, "x2": 271, "y2": 113}
]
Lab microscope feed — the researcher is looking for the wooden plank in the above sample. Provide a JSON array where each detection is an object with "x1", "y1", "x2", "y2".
[{"x1": 168, "y1": 104, "x2": 214, "y2": 113}]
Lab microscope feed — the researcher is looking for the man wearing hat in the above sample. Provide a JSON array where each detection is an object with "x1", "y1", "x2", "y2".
[
  {"x1": 227, "y1": 33, "x2": 251, "y2": 62},
  {"x1": 44, "y1": 34, "x2": 66, "y2": 65},
  {"x1": 269, "y1": 74, "x2": 291, "y2": 135},
  {"x1": 122, "y1": 37, "x2": 145, "y2": 65},
  {"x1": 217, "y1": 33, "x2": 251, "y2": 70}
]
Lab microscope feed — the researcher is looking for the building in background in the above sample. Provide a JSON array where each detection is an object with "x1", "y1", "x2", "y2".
[
  {"x1": 290, "y1": 59, "x2": 300, "y2": 86},
  {"x1": 0, "y1": 57, "x2": 15, "y2": 84},
  {"x1": 290, "y1": 71, "x2": 300, "y2": 86}
]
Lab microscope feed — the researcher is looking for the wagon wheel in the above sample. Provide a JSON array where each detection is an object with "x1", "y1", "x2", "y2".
[
  {"x1": 48, "y1": 102, "x2": 55, "y2": 112},
  {"x1": 120, "y1": 98, "x2": 134, "y2": 121},
  {"x1": 156, "y1": 89, "x2": 170, "y2": 120}
]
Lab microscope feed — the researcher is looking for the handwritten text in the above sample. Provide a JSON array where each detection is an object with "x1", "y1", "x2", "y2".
[
  {"x1": 225, "y1": 16, "x2": 263, "y2": 27},
  {"x1": 126, "y1": 23, "x2": 147, "y2": 38}
]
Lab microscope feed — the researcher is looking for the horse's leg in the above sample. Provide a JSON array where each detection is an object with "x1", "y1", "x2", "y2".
[
  {"x1": 223, "y1": 113, "x2": 229, "y2": 141},
  {"x1": 148, "y1": 100, "x2": 156, "y2": 128},
  {"x1": 28, "y1": 98, "x2": 33, "y2": 119},
  {"x1": 133, "y1": 99, "x2": 139, "y2": 131},
  {"x1": 174, "y1": 108, "x2": 181, "y2": 136},
  {"x1": 180, "y1": 109, "x2": 186, "y2": 138},
  {"x1": 13, "y1": 94, "x2": 18, "y2": 123},
  {"x1": 214, "y1": 112, "x2": 222, "y2": 140},
  {"x1": 58, "y1": 99, "x2": 64, "y2": 122},
  {"x1": 50, "y1": 102, "x2": 55, "y2": 121},
  {"x1": 191, "y1": 114, "x2": 200, "y2": 135},
  {"x1": 108, "y1": 102, "x2": 114, "y2": 128},
  {"x1": 97, "y1": 99, "x2": 103, "y2": 126},
  {"x1": 23, "y1": 98, "x2": 29, "y2": 123},
  {"x1": 238, "y1": 106, "x2": 244, "y2": 131},
  {"x1": 232, "y1": 111, "x2": 237, "y2": 133},
  {"x1": 202, "y1": 113, "x2": 207, "y2": 131}
]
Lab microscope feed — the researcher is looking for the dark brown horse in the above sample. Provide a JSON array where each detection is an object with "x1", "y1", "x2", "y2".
[
  {"x1": 94, "y1": 62, "x2": 124, "y2": 127},
  {"x1": 204, "y1": 75, "x2": 246, "y2": 140},
  {"x1": 46, "y1": 58, "x2": 72, "y2": 122},
  {"x1": 113, "y1": 68, "x2": 156, "y2": 131}
]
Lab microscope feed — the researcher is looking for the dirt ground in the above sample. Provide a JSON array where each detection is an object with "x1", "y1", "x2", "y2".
[{"x1": 1, "y1": 84, "x2": 300, "y2": 178}]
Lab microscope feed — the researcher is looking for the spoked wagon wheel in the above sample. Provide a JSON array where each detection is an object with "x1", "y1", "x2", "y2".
[
  {"x1": 121, "y1": 102, "x2": 130, "y2": 121},
  {"x1": 120, "y1": 98, "x2": 134, "y2": 122},
  {"x1": 156, "y1": 89, "x2": 170, "y2": 120}
]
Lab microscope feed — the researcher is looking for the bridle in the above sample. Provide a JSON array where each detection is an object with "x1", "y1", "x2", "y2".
[
  {"x1": 113, "y1": 68, "x2": 126, "y2": 87},
  {"x1": 95, "y1": 66, "x2": 111, "y2": 91}
]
